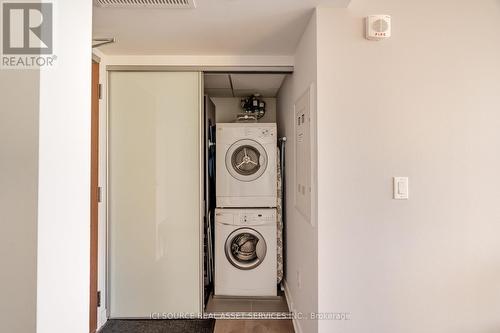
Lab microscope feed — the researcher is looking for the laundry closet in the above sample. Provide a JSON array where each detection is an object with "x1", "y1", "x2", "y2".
[
  {"x1": 203, "y1": 73, "x2": 289, "y2": 314},
  {"x1": 106, "y1": 68, "x2": 306, "y2": 319}
]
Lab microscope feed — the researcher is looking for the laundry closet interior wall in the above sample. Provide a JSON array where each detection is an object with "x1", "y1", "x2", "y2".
[{"x1": 202, "y1": 72, "x2": 289, "y2": 310}]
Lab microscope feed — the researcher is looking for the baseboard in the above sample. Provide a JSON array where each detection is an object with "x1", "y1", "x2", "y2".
[
  {"x1": 282, "y1": 280, "x2": 303, "y2": 333},
  {"x1": 97, "y1": 308, "x2": 108, "y2": 332},
  {"x1": 212, "y1": 295, "x2": 282, "y2": 300}
]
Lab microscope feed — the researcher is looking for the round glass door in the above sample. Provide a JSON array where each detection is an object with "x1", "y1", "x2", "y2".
[
  {"x1": 225, "y1": 228, "x2": 267, "y2": 270},
  {"x1": 225, "y1": 139, "x2": 267, "y2": 182}
]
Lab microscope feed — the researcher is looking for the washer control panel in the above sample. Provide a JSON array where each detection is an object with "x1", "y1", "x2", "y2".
[
  {"x1": 215, "y1": 209, "x2": 276, "y2": 226},
  {"x1": 215, "y1": 211, "x2": 234, "y2": 225},
  {"x1": 238, "y1": 210, "x2": 276, "y2": 225}
]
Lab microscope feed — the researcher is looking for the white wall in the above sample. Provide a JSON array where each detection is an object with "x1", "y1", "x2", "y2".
[
  {"x1": 277, "y1": 12, "x2": 318, "y2": 333},
  {"x1": 211, "y1": 97, "x2": 276, "y2": 123},
  {"x1": 0, "y1": 71, "x2": 39, "y2": 333},
  {"x1": 316, "y1": 2, "x2": 500, "y2": 332},
  {"x1": 37, "y1": 0, "x2": 92, "y2": 332}
]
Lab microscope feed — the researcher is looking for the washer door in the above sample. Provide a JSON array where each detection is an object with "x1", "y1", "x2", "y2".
[
  {"x1": 225, "y1": 139, "x2": 268, "y2": 182},
  {"x1": 225, "y1": 227, "x2": 267, "y2": 270}
]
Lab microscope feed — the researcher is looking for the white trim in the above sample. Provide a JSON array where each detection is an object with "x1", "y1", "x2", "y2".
[
  {"x1": 198, "y1": 72, "x2": 205, "y2": 315},
  {"x1": 105, "y1": 68, "x2": 111, "y2": 321},
  {"x1": 106, "y1": 65, "x2": 293, "y2": 73},
  {"x1": 92, "y1": 48, "x2": 108, "y2": 64},
  {"x1": 97, "y1": 53, "x2": 109, "y2": 331},
  {"x1": 283, "y1": 279, "x2": 303, "y2": 333},
  {"x1": 97, "y1": 308, "x2": 107, "y2": 330},
  {"x1": 310, "y1": 81, "x2": 318, "y2": 230}
]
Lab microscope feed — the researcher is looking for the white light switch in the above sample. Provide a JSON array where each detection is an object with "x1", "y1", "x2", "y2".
[{"x1": 393, "y1": 177, "x2": 409, "y2": 200}]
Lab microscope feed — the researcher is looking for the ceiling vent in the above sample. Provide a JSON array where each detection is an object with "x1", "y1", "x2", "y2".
[{"x1": 94, "y1": 0, "x2": 196, "y2": 9}]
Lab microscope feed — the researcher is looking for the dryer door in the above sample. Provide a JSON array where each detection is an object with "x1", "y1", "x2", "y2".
[
  {"x1": 225, "y1": 227, "x2": 267, "y2": 270},
  {"x1": 225, "y1": 139, "x2": 268, "y2": 182}
]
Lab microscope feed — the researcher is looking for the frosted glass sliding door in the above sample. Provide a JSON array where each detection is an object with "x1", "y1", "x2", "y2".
[{"x1": 108, "y1": 72, "x2": 202, "y2": 317}]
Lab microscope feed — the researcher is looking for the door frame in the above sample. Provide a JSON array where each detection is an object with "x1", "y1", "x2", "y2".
[{"x1": 90, "y1": 60, "x2": 100, "y2": 332}]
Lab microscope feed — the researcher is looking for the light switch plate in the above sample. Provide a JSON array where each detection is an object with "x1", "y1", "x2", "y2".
[{"x1": 393, "y1": 177, "x2": 409, "y2": 200}]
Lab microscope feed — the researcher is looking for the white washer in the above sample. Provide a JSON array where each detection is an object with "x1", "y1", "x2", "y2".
[
  {"x1": 216, "y1": 123, "x2": 277, "y2": 208},
  {"x1": 215, "y1": 208, "x2": 277, "y2": 297}
]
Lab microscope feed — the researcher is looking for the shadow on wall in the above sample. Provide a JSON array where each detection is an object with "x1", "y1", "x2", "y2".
[{"x1": 241, "y1": 9, "x2": 314, "y2": 53}]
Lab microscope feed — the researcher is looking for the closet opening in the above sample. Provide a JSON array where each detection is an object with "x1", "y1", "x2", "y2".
[
  {"x1": 202, "y1": 72, "x2": 292, "y2": 316},
  {"x1": 103, "y1": 67, "x2": 304, "y2": 328}
]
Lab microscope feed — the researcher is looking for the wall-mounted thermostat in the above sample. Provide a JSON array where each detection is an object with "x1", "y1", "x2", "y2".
[{"x1": 365, "y1": 15, "x2": 391, "y2": 41}]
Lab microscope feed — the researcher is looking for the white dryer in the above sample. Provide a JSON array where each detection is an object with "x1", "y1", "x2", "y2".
[
  {"x1": 215, "y1": 208, "x2": 277, "y2": 297},
  {"x1": 216, "y1": 123, "x2": 277, "y2": 208}
]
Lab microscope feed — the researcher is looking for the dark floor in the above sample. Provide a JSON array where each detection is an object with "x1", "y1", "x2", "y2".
[{"x1": 99, "y1": 319, "x2": 215, "y2": 333}]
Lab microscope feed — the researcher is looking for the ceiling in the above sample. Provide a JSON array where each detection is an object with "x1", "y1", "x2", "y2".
[
  {"x1": 93, "y1": 0, "x2": 350, "y2": 55},
  {"x1": 204, "y1": 73, "x2": 287, "y2": 97}
]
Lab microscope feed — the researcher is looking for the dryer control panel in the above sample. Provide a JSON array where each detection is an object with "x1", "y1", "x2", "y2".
[
  {"x1": 244, "y1": 127, "x2": 276, "y2": 138},
  {"x1": 217, "y1": 123, "x2": 277, "y2": 145}
]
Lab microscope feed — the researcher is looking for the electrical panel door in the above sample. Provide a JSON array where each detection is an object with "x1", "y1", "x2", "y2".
[{"x1": 294, "y1": 87, "x2": 312, "y2": 224}]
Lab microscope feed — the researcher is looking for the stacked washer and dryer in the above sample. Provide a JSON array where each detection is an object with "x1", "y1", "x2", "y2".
[{"x1": 215, "y1": 123, "x2": 278, "y2": 297}]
